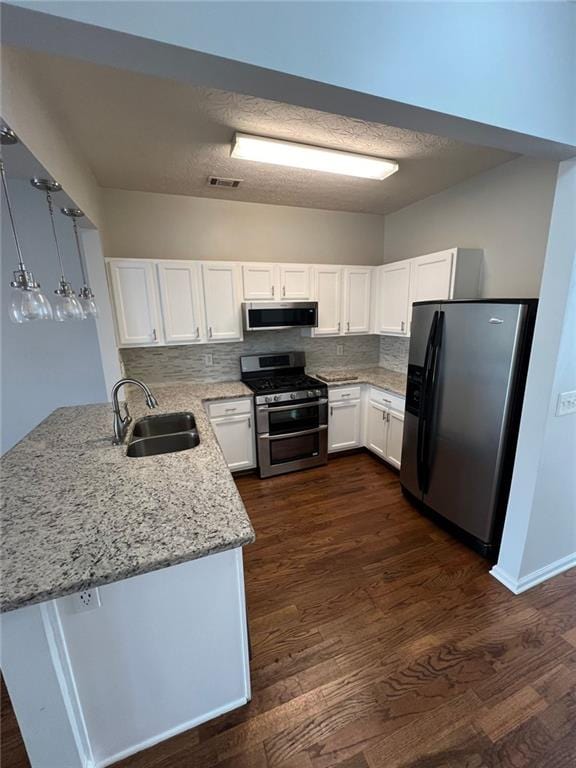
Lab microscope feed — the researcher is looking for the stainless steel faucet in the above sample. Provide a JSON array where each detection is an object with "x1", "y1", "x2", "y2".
[{"x1": 111, "y1": 378, "x2": 158, "y2": 444}]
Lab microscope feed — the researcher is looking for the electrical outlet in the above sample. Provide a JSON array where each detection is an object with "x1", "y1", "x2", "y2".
[
  {"x1": 71, "y1": 588, "x2": 101, "y2": 614},
  {"x1": 204, "y1": 353, "x2": 214, "y2": 367},
  {"x1": 556, "y1": 390, "x2": 576, "y2": 416},
  {"x1": 336, "y1": 345, "x2": 344, "y2": 356}
]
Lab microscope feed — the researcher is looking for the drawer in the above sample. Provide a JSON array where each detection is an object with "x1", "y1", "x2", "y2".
[
  {"x1": 329, "y1": 385, "x2": 362, "y2": 402},
  {"x1": 368, "y1": 387, "x2": 405, "y2": 413},
  {"x1": 207, "y1": 398, "x2": 252, "y2": 418}
]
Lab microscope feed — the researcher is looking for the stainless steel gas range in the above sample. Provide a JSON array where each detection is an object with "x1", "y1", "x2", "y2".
[{"x1": 240, "y1": 352, "x2": 328, "y2": 478}]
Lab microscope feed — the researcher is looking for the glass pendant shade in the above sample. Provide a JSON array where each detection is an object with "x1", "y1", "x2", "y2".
[
  {"x1": 53, "y1": 280, "x2": 85, "y2": 321},
  {"x1": 9, "y1": 286, "x2": 53, "y2": 323},
  {"x1": 79, "y1": 292, "x2": 99, "y2": 318}
]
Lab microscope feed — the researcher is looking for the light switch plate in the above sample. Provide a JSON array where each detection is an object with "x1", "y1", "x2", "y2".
[{"x1": 556, "y1": 390, "x2": 576, "y2": 416}]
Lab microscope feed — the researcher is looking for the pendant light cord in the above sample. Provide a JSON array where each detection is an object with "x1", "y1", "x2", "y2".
[
  {"x1": 71, "y1": 216, "x2": 89, "y2": 287},
  {"x1": 46, "y1": 190, "x2": 66, "y2": 281},
  {"x1": 0, "y1": 156, "x2": 26, "y2": 270}
]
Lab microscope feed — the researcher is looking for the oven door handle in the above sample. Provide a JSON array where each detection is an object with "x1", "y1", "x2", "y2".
[
  {"x1": 260, "y1": 425, "x2": 328, "y2": 441},
  {"x1": 257, "y1": 398, "x2": 328, "y2": 412}
]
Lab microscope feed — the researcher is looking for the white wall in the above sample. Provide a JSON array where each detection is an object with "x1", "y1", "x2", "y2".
[
  {"x1": 101, "y1": 189, "x2": 385, "y2": 265},
  {"x1": 493, "y1": 159, "x2": 576, "y2": 592},
  {"x1": 382, "y1": 157, "x2": 558, "y2": 298},
  {"x1": 1, "y1": 179, "x2": 107, "y2": 454},
  {"x1": 10, "y1": 1, "x2": 576, "y2": 146}
]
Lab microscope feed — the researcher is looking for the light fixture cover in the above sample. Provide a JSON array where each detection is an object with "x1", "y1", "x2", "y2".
[{"x1": 231, "y1": 133, "x2": 398, "y2": 180}]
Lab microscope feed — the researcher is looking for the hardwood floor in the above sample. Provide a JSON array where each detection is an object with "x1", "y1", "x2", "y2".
[{"x1": 2, "y1": 453, "x2": 575, "y2": 767}]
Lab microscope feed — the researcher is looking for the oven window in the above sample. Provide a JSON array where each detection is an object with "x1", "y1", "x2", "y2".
[
  {"x1": 270, "y1": 432, "x2": 320, "y2": 465},
  {"x1": 268, "y1": 404, "x2": 320, "y2": 435},
  {"x1": 248, "y1": 307, "x2": 316, "y2": 328}
]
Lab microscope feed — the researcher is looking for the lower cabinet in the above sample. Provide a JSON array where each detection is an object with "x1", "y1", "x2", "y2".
[
  {"x1": 328, "y1": 400, "x2": 362, "y2": 452},
  {"x1": 207, "y1": 399, "x2": 256, "y2": 471},
  {"x1": 364, "y1": 398, "x2": 405, "y2": 469}
]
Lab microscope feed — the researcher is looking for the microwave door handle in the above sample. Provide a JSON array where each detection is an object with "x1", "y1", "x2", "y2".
[{"x1": 258, "y1": 399, "x2": 328, "y2": 412}]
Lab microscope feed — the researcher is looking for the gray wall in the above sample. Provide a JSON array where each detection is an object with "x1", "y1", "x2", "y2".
[
  {"x1": 383, "y1": 157, "x2": 559, "y2": 298},
  {"x1": 101, "y1": 189, "x2": 385, "y2": 265},
  {"x1": 1, "y1": 179, "x2": 107, "y2": 454},
  {"x1": 121, "y1": 332, "x2": 380, "y2": 384}
]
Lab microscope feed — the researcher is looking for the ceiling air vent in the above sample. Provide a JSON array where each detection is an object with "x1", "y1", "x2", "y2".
[{"x1": 208, "y1": 176, "x2": 242, "y2": 188}]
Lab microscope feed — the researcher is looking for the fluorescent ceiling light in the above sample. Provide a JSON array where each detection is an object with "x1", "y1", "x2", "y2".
[{"x1": 231, "y1": 133, "x2": 399, "y2": 180}]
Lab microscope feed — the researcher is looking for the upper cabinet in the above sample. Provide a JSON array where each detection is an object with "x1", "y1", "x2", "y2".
[
  {"x1": 108, "y1": 260, "x2": 163, "y2": 347},
  {"x1": 242, "y1": 264, "x2": 277, "y2": 300},
  {"x1": 313, "y1": 266, "x2": 343, "y2": 336},
  {"x1": 342, "y1": 268, "x2": 372, "y2": 335},
  {"x1": 375, "y1": 248, "x2": 483, "y2": 337},
  {"x1": 242, "y1": 264, "x2": 311, "y2": 301},
  {"x1": 202, "y1": 263, "x2": 243, "y2": 342},
  {"x1": 157, "y1": 261, "x2": 204, "y2": 344},
  {"x1": 409, "y1": 249, "x2": 454, "y2": 304},
  {"x1": 279, "y1": 265, "x2": 310, "y2": 300},
  {"x1": 378, "y1": 261, "x2": 411, "y2": 335}
]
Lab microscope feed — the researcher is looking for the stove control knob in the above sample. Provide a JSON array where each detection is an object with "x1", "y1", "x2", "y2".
[
  {"x1": 290, "y1": 393, "x2": 297, "y2": 400},
  {"x1": 265, "y1": 396, "x2": 273, "y2": 403},
  {"x1": 274, "y1": 395, "x2": 281, "y2": 402},
  {"x1": 308, "y1": 390, "x2": 315, "y2": 398}
]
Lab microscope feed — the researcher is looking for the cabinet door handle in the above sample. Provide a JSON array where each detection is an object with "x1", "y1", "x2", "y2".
[
  {"x1": 272, "y1": 285, "x2": 275, "y2": 297},
  {"x1": 282, "y1": 285, "x2": 286, "y2": 297},
  {"x1": 195, "y1": 327, "x2": 200, "y2": 338},
  {"x1": 337, "y1": 321, "x2": 341, "y2": 332},
  {"x1": 382, "y1": 410, "x2": 386, "y2": 421},
  {"x1": 248, "y1": 417, "x2": 251, "y2": 429},
  {"x1": 401, "y1": 321, "x2": 405, "y2": 332},
  {"x1": 209, "y1": 327, "x2": 213, "y2": 338},
  {"x1": 151, "y1": 328, "x2": 157, "y2": 341},
  {"x1": 347, "y1": 321, "x2": 350, "y2": 332},
  {"x1": 330, "y1": 406, "x2": 334, "y2": 417}
]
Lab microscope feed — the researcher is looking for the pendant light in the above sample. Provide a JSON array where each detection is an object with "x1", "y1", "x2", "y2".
[
  {"x1": 61, "y1": 207, "x2": 99, "y2": 318},
  {"x1": 1, "y1": 126, "x2": 53, "y2": 322},
  {"x1": 31, "y1": 178, "x2": 85, "y2": 321}
]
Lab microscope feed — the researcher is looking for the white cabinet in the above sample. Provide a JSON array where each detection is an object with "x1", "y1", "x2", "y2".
[
  {"x1": 157, "y1": 261, "x2": 204, "y2": 344},
  {"x1": 343, "y1": 267, "x2": 372, "y2": 334},
  {"x1": 409, "y1": 249, "x2": 454, "y2": 305},
  {"x1": 242, "y1": 264, "x2": 311, "y2": 301},
  {"x1": 365, "y1": 400, "x2": 388, "y2": 458},
  {"x1": 364, "y1": 388, "x2": 405, "y2": 468},
  {"x1": 108, "y1": 260, "x2": 163, "y2": 347},
  {"x1": 376, "y1": 249, "x2": 482, "y2": 337},
  {"x1": 242, "y1": 264, "x2": 277, "y2": 300},
  {"x1": 202, "y1": 263, "x2": 243, "y2": 342},
  {"x1": 208, "y1": 398, "x2": 255, "y2": 471},
  {"x1": 378, "y1": 261, "x2": 411, "y2": 335},
  {"x1": 313, "y1": 266, "x2": 342, "y2": 336},
  {"x1": 279, "y1": 265, "x2": 310, "y2": 299},
  {"x1": 328, "y1": 386, "x2": 362, "y2": 452},
  {"x1": 386, "y1": 409, "x2": 405, "y2": 469}
]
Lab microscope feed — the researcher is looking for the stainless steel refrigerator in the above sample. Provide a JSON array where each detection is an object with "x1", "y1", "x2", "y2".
[{"x1": 400, "y1": 299, "x2": 538, "y2": 558}]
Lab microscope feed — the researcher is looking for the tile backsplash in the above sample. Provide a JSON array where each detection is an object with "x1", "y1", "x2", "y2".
[
  {"x1": 121, "y1": 331, "x2": 381, "y2": 383},
  {"x1": 379, "y1": 336, "x2": 409, "y2": 372}
]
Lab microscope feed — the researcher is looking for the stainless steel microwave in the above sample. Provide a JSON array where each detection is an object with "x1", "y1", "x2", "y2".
[{"x1": 242, "y1": 302, "x2": 318, "y2": 331}]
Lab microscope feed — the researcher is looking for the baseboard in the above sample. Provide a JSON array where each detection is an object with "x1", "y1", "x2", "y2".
[{"x1": 490, "y1": 552, "x2": 576, "y2": 594}]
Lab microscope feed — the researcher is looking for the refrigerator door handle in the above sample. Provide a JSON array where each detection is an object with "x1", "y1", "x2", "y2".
[
  {"x1": 420, "y1": 311, "x2": 445, "y2": 494},
  {"x1": 417, "y1": 311, "x2": 439, "y2": 492}
]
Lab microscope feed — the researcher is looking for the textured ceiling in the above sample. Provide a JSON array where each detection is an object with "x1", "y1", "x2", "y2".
[{"x1": 7, "y1": 48, "x2": 517, "y2": 215}]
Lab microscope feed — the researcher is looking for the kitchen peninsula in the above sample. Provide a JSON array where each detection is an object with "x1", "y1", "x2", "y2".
[{"x1": 0, "y1": 382, "x2": 255, "y2": 768}]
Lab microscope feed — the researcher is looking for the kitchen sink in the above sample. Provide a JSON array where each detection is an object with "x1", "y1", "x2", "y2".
[
  {"x1": 126, "y1": 430, "x2": 200, "y2": 457},
  {"x1": 132, "y1": 412, "x2": 196, "y2": 438}
]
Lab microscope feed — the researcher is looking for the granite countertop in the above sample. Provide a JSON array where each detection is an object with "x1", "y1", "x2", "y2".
[
  {"x1": 310, "y1": 366, "x2": 407, "y2": 396},
  {"x1": 0, "y1": 381, "x2": 255, "y2": 613}
]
